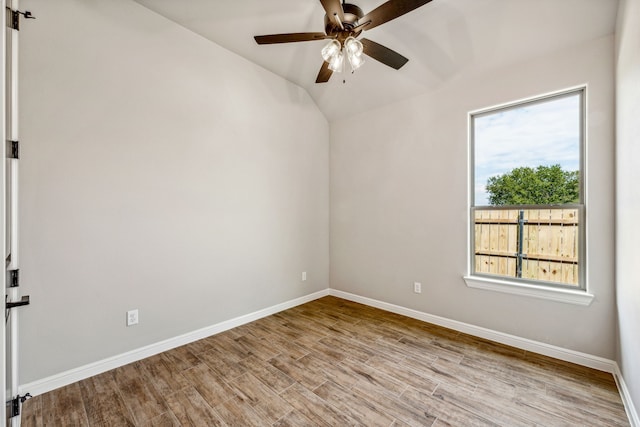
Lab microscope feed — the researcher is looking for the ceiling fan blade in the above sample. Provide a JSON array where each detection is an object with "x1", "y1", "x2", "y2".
[
  {"x1": 319, "y1": 0, "x2": 345, "y2": 26},
  {"x1": 360, "y1": 0, "x2": 433, "y2": 31},
  {"x1": 316, "y1": 61, "x2": 333, "y2": 83},
  {"x1": 361, "y1": 38, "x2": 408, "y2": 70},
  {"x1": 254, "y1": 33, "x2": 329, "y2": 44}
]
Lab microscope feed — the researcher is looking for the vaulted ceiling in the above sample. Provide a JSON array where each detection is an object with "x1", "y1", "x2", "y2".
[{"x1": 133, "y1": 0, "x2": 618, "y2": 121}]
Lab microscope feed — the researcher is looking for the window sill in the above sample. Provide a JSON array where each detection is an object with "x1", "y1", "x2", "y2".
[{"x1": 463, "y1": 275, "x2": 594, "y2": 306}]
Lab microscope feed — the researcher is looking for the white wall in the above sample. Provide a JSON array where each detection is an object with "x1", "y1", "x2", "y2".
[
  {"x1": 18, "y1": 0, "x2": 329, "y2": 384},
  {"x1": 615, "y1": 0, "x2": 640, "y2": 413},
  {"x1": 331, "y1": 35, "x2": 616, "y2": 358}
]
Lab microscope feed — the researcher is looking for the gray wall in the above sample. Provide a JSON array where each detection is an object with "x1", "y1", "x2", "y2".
[
  {"x1": 19, "y1": 0, "x2": 329, "y2": 383},
  {"x1": 331, "y1": 35, "x2": 616, "y2": 358},
  {"x1": 615, "y1": 0, "x2": 640, "y2": 412}
]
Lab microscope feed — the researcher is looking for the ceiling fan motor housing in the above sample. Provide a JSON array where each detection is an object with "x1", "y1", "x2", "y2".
[{"x1": 324, "y1": 3, "x2": 364, "y2": 40}]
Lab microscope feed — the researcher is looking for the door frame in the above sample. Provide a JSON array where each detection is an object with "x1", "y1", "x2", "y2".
[{"x1": 1, "y1": 0, "x2": 9, "y2": 422}]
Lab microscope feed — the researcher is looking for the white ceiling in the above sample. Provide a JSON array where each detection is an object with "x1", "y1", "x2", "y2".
[{"x1": 133, "y1": 0, "x2": 618, "y2": 121}]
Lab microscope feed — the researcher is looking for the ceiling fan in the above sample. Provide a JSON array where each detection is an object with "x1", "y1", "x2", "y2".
[{"x1": 254, "y1": 0, "x2": 433, "y2": 83}]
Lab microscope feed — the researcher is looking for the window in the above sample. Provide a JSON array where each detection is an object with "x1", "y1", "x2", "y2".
[{"x1": 466, "y1": 88, "x2": 589, "y2": 303}]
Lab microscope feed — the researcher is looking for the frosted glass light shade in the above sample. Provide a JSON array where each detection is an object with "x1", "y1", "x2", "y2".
[
  {"x1": 321, "y1": 40, "x2": 341, "y2": 62},
  {"x1": 347, "y1": 50, "x2": 365, "y2": 71},
  {"x1": 328, "y1": 50, "x2": 344, "y2": 72},
  {"x1": 344, "y1": 37, "x2": 363, "y2": 57}
]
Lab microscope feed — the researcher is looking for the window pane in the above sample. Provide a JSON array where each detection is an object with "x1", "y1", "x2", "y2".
[{"x1": 474, "y1": 93, "x2": 581, "y2": 206}]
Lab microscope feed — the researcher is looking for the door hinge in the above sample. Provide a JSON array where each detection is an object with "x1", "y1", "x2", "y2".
[
  {"x1": 9, "y1": 269, "x2": 19, "y2": 287},
  {"x1": 9, "y1": 140, "x2": 19, "y2": 159},
  {"x1": 8, "y1": 8, "x2": 19, "y2": 30},
  {"x1": 6, "y1": 394, "x2": 31, "y2": 418},
  {"x1": 6, "y1": 8, "x2": 35, "y2": 31},
  {"x1": 6, "y1": 140, "x2": 19, "y2": 159}
]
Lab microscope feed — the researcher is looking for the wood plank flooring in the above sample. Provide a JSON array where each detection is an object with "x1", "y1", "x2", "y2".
[{"x1": 21, "y1": 296, "x2": 629, "y2": 426}]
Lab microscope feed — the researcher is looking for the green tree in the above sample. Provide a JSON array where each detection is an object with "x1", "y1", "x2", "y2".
[{"x1": 486, "y1": 164, "x2": 579, "y2": 205}]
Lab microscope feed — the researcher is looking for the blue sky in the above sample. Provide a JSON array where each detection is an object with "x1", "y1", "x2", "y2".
[{"x1": 474, "y1": 93, "x2": 581, "y2": 205}]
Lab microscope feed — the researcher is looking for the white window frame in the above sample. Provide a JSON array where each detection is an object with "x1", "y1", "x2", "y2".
[{"x1": 463, "y1": 87, "x2": 594, "y2": 306}]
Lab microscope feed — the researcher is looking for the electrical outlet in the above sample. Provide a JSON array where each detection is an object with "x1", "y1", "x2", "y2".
[
  {"x1": 414, "y1": 282, "x2": 422, "y2": 294},
  {"x1": 302, "y1": 271, "x2": 307, "y2": 281},
  {"x1": 127, "y1": 309, "x2": 139, "y2": 326}
]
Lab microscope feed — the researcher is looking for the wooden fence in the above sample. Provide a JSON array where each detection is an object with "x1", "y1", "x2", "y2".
[{"x1": 474, "y1": 208, "x2": 579, "y2": 286}]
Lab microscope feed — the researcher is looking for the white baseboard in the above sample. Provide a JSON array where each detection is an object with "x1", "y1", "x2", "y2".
[
  {"x1": 614, "y1": 365, "x2": 640, "y2": 427},
  {"x1": 329, "y1": 289, "x2": 616, "y2": 372},
  {"x1": 19, "y1": 289, "x2": 330, "y2": 397}
]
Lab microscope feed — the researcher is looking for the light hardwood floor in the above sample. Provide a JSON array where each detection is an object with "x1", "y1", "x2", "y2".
[{"x1": 21, "y1": 296, "x2": 629, "y2": 426}]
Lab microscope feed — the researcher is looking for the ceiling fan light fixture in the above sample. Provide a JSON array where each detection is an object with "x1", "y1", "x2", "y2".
[{"x1": 321, "y1": 39, "x2": 341, "y2": 62}]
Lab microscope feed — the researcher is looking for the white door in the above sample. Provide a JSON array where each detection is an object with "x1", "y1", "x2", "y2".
[{"x1": 1, "y1": 0, "x2": 7, "y2": 422}]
